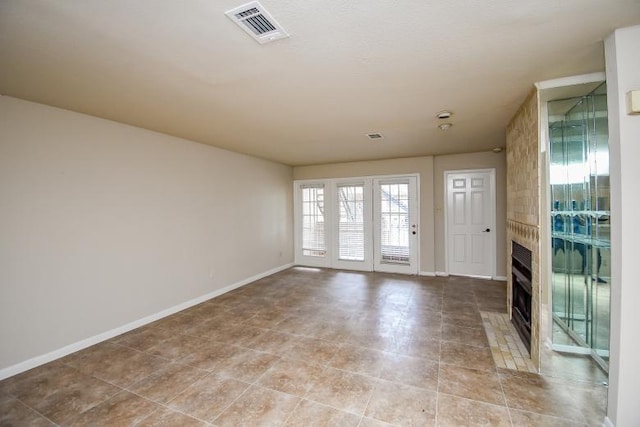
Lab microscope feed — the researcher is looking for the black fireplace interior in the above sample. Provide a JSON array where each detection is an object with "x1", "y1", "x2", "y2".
[{"x1": 512, "y1": 241, "x2": 532, "y2": 354}]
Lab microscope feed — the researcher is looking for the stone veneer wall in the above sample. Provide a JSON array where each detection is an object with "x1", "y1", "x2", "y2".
[{"x1": 505, "y1": 89, "x2": 541, "y2": 370}]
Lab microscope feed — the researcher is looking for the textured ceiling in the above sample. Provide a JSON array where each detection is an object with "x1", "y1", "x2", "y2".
[{"x1": 1, "y1": 0, "x2": 639, "y2": 166}]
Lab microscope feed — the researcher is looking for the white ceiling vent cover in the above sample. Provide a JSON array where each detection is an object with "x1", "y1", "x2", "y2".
[{"x1": 225, "y1": 2, "x2": 289, "y2": 44}]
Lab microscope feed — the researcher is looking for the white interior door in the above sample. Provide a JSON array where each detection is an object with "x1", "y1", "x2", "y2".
[
  {"x1": 373, "y1": 177, "x2": 419, "y2": 274},
  {"x1": 446, "y1": 170, "x2": 495, "y2": 278}
]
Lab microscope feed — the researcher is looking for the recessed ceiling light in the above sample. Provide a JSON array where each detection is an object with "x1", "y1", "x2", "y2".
[
  {"x1": 438, "y1": 123, "x2": 453, "y2": 131},
  {"x1": 366, "y1": 133, "x2": 384, "y2": 140},
  {"x1": 436, "y1": 110, "x2": 453, "y2": 119}
]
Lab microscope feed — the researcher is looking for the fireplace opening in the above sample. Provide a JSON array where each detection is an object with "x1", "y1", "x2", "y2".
[{"x1": 512, "y1": 241, "x2": 532, "y2": 354}]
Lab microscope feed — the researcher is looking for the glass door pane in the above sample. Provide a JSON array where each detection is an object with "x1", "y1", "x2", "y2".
[
  {"x1": 373, "y1": 177, "x2": 418, "y2": 274},
  {"x1": 548, "y1": 82, "x2": 610, "y2": 374},
  {"x1": 301, "y1": 185, "x2": 326, "y2": 257},
  {"x1": 337, "y1": 184, "x2": 365, "y2": 261}
]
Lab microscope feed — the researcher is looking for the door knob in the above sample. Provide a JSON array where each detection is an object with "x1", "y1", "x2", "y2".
[{"x1": 483, "y1": 228, "x2": 491, "y2": 232}]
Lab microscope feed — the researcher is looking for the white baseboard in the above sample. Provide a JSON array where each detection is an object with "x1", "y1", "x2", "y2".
[
  {"x1": 435, "y1": 271, "x2": 449, "y2": 277},
  {"x1": 0, "y1": 262, "x2": 294, "y2": 381},
  {"x1": 419, "y1": 271, "x2": 436, "y2": 277},
  {"x1": 603, "y1": 416, "x2": 614, "y2": 427},
  {"x1": 493, "y1": 276, "x2": 508, "y2": 281},
  {"x1": 550, "y1": 342, "x2": 592, "y2": 355}
]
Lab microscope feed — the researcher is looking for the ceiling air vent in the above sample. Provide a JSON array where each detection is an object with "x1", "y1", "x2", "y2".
[
  {"x1": 367, "y1": 133, "x2": 384, "y2": 140},
  {"x1": 225, "y1": 2, "x2": 289, "y2": 44}
]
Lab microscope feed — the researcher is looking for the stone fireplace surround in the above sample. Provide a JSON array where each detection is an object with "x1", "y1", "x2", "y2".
[{"x1": 506, "y1": 89, "x2": 541, "y2": 370}]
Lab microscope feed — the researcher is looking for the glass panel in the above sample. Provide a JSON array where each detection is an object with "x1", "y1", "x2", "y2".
[
  {"x1": 301, "y1": 185, "x2": 326, "y2": 257},
  {"x1": 380, "y1": 182, "x2": 410, "y2": 264},
  {"x1": 548, "y1": 82, "x2": 610, "y2": 374},
  {"x1": 337, "y1": 184, "x2": 365, "y2": 261}
]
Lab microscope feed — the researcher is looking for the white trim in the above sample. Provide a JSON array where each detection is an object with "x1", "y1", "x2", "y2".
[
  {"x1": 455, "y1": 273, "x2": 492, "y2": 280},
  {"x1": 550, "y1": 343, "x2": 592, "y2": 355},
  {"x1": 535, "y1": 72, "x2": 606, "y2": 90},
  {"x1": 0, "y1": 262, "x2": 294, "y2": 381},
  {"x1": 373, "y1": 175, "x2": 420, "y2": 275},
  {"x1": 444, "y1": 168, "x2": 497, "y2": 278},
  {"x1": 493, "y1": 275, "x2": 508, "y2": 281},
  {"x1": 419, "y1": 271, "x2": 436, "y2": 277},
  {"x1": 293, "y1": 180, "x2": 330, "y2": 268},
  {"x1": 603, "y1": 416, "x2": 615, "y2": 427},
  {"x1": 435, "y1": 271, "x2": 450, "y2": 277}
]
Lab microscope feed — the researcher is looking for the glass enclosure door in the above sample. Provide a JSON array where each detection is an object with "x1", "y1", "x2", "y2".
[{"x1": 548, "y1": 83, "x2": 610, "y2": 371}]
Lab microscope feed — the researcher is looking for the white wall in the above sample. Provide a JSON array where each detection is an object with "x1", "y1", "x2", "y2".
[
  {"x1": 605, "y1": 25, "x2": 640, "y2": 427},
  {"x1": 0, "y1": 96, "x2": 293, "y2": 373}
]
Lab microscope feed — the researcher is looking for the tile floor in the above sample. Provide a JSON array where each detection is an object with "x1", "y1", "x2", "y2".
[
  {"x1": 0, "y1": 267, "x2": 607, "y2": 426},
  {"x1": 481, "y1": 312, "x2": 537, "y2": 373}
]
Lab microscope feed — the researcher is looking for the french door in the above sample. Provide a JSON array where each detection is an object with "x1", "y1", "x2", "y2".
[{"x1": 294, "y1": 175, "x2": 418, "y2": 274}]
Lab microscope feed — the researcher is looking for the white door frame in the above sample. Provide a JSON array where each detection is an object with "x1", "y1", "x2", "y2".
[
  {"x1": 373, "y1": 175, "x2": 420, "y2": 275},
  {"x1": 332, "y1": 178, "x2": 373, "y2": 271},
  {"x1": 294, "y1": 174, "x2": 420, "y2": 274},
  {"x1": 444, "y1": 168, "x2": 496, "y2": 279}
]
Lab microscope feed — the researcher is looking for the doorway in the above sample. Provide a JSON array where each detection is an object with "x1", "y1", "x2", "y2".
[
  {"x1": 445, "y1": 169, "x2": 496, "y2": 278},
  {"x1": 294, "y1": 175, "x2": 419, "y2": 274}
]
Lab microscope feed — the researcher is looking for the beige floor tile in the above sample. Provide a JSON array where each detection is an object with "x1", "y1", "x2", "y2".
[
  {"x1": 110, "y1": 326, "x2": 175, "y2": 351},
  {"x1": 438, "y1": 364, "x2": 505, "y2": 405},
  {"x1": 358, "y1": 417, "x2": 396, "y2": 427},
  {"x1": 499, "y1": 368, "x2": 607, "y2": 424},
  {"x1": 395, "y1": 331, "x2": 441, "y2": 361},
  {"x1": 365, "y1": 380, "x2": 437, "y2": 426},
  {"x1": 439, "y1": 341, "x2": 496, "y2": 372},
  {"x1": 243, "y1": 330, "x2": 296, "y2": 356},
  {"x1": 176, "y1": 341, "x2": 239, "y2": 371},
  {"x1": 258, "y1": 358, "x2": 325, "y2": 396},
  {"x1": 212, "y1": 348, "x2": 280, "y2": 382},
  {"x1": 65, "y1": 342, "x2": 168, "y2": 388},
  {"x1": 31, "y1": 375, "x2": 121, "y2": 424},
  {"x1": 213, "y1": 385, "x2": 300, "y2": 426},
  {"x1": 284, "y1": 399, "x2": 361, "y2": 426},
  {"x1": 441, "y1": 311, "x2": 484, "y2": 329},
  {"x1": 305, "y1": 367, "x2": 376, "y2": 415},
  {"x1": 509, "y1": 408, "x2": 588, "y2": 426},
  {"x1": 137, "y1": 406, "x2": 207, "y2": 426},
  {"x1": 150, "y1": 312, "x2": 202, "y2": 334},
  {"x1": 441, "y1": 323, "x2": 490, "y2": 348},
  {"x1": 67, "y1": 391, "x2": 158, "y2": 426},
  {"x1": 436, "y1": 393, "x2": 510, "y2": 426},
  {"x1": 128, "y1": 363, "x2": 208, "y2": 403},
  {"x1": 0, "y1": 395, "x2": 56, "y2": 427},
  {"x1": 378, "y1": 353, "x2": 439, "y2": 391},
  {"x1": 286, "y1": 336, "x2": 341, "y2": 364},
  {"x1": 328, "y1": 344, "x2": 386, "y2": 377},
  {"x1": 6, "y1": 363, "x2": 95, "y2": 406},
  {"x1": 167, "y1": 374, "x2": 249, "y2": 421},
  {"x1": 145, "y1": 333, "x2": 207, "y2": 361}
]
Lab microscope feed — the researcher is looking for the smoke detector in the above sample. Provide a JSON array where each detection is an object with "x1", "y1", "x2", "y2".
[{"x1": 225, "y1": 2, "x2": 289, "y2": 44}]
